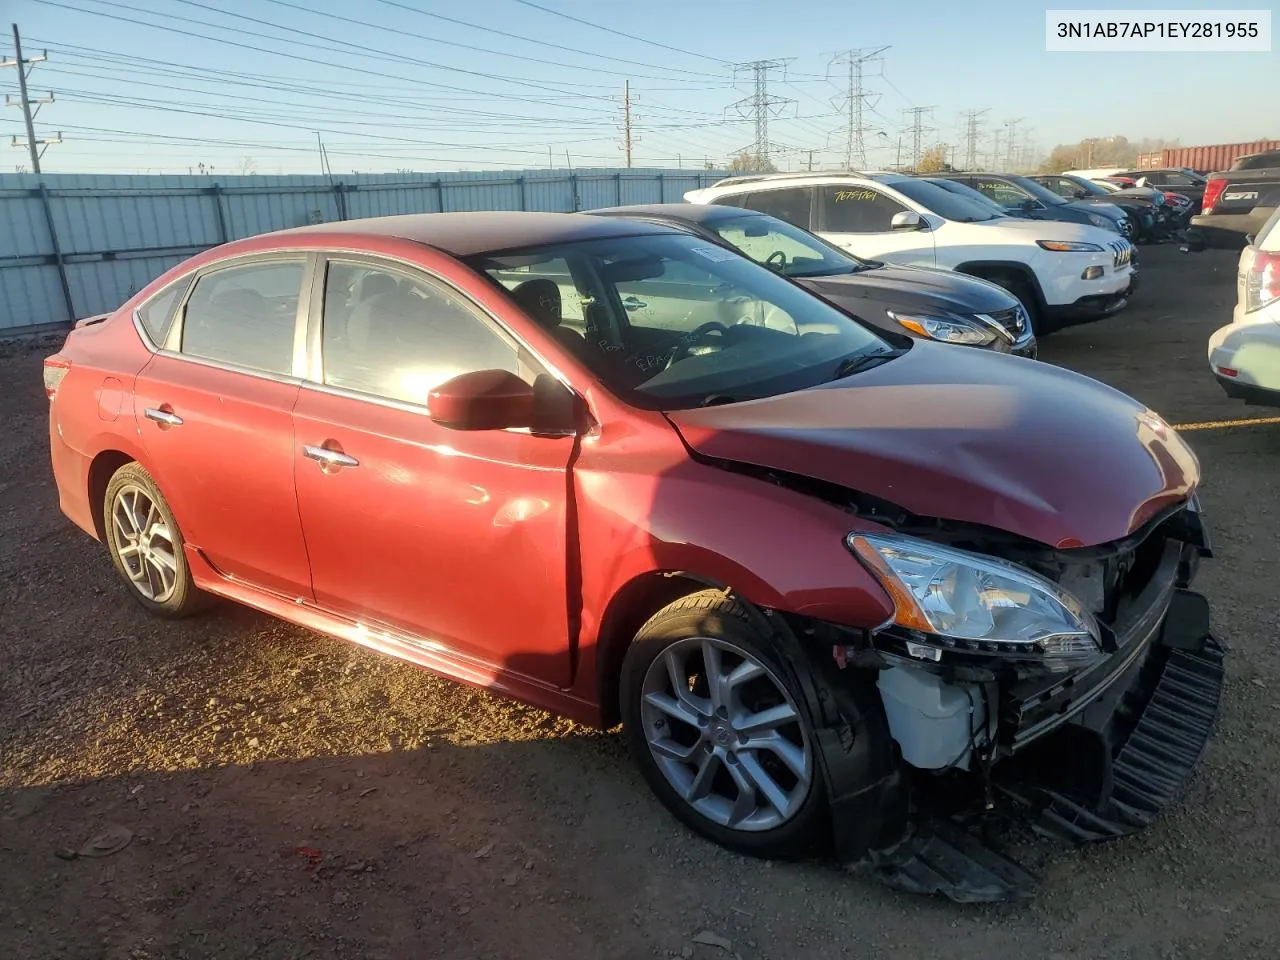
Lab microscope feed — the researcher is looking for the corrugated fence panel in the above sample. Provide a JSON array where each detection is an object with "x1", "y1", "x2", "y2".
[{"x1": 0, "y1": 167, "x2": 727, "y2": 332}]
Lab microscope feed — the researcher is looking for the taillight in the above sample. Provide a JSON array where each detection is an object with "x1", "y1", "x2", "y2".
[
  {"x1": 1201, "y1": 177, "x2": 1227, "y2": 215},
  {"x1": 1245, "y1": 250, "x2": 1280, "y2": 313},
  {"x1": 43, "y1": 355, "x2": 70, "y2": 399}
]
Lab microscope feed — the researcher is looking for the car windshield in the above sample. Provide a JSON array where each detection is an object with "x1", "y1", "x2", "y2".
[
  {"x1": 921, "y1": 179, "x2": 1009, "y2": 218},
  {"x1": 890, "y1": 178, "x2": 1001, "y2": 222},
  {"x1": 1063, "y1": 176, "x2": 1110, "y2": 197},
  {"x1": 469, "y1": 232, "x2": 895, "y2": 410},
  {"x1": 1009, "y1": 175, "x2": 1069, "y2": 206},
  {"x1": 705, "y1": 213, "x2": 868, "y2": 278}
]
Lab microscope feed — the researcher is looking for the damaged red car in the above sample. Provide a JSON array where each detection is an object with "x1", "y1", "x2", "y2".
[{"x1": 44, "y1": 212, "x2": 1223, "y2": 901}]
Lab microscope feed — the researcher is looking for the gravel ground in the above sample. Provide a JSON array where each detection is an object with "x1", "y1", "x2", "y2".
[{"x1": 3, "y1": 244, "x2": 1278, "y2": 960}]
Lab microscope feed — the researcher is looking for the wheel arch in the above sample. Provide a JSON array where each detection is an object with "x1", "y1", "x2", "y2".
[
  {"x1": 88, "y1": 449, "x2": 137, "y2": 540},
  {"x1": 953, "y1": 260, "x2": 1047, "y2": 312}
]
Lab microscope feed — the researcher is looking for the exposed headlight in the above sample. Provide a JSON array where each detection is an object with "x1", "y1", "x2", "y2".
[
  {"x1": 848, "y1": 533, "x2": 1102, "y2": 669},
  {"x1": 1037, "y1": 239, "x2": 1105, "y2": 252},
  {"x1": 1088, "y1": 213, "x2": 1119, "y2": 232},
  {"x1": 886, "y1": 310, "x2": 996, "y2": 346}
]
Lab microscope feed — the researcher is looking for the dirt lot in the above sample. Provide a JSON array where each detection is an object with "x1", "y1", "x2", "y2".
[{"x1": 3, "y1": 244, "x2": 1278, "y2": 960}]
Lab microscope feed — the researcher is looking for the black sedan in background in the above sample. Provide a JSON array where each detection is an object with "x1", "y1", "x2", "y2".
[
  {"x1": 932, "y1": 173, "x2": 1133, "y2": 238},
  {"x1": 1030, "y1": 174, "x2": 1167, "y2": 241},
  {"x1": 586, "y1": 203, "x2": 1036, "y2": 357}
]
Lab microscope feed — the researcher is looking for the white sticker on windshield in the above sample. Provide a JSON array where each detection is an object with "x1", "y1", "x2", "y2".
[{"x1": 689, "y1": 245, "x2": 741, "y2": 263}]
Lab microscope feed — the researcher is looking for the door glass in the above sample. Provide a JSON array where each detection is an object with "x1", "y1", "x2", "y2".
[
  {"x1": 973, "y1": 178, "x2": 1031, "y2": 210},
  {"x1": 321, "y1": 261, "x2": 520, "y2": 406},
  {"x1": 740, "y1": 188, "x2": 812, "y2": 228},
  {"x1": 817, "y1": 185, "x2": 906, "y2": 232},
  {"x1": 180, "y1": 260, "x2": 304, "y2": 375},
  {"x1": 137, "y1": 277, "x2": 191, "y2": 347}
]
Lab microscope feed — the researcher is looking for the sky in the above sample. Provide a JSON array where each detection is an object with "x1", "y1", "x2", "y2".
[{"x1": 1, "y1": 0, "x2": 1276, "y2": 176}]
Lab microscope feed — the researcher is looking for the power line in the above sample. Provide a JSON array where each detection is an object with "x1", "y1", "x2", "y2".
[
  {"x1": 1, "y1": 23, "x2": 61, "y2": 172},
  {"x1": 728, "y1": 59, "x2": 795, "y2": 169},
  {"x1": 510, "y1": 0, "x2": 731, "y2": 65},
  {"x1": 371, "y1": 0, "x2": 723, "y2": 79},
  {"x1": 827, "y1": 46, "x2": 888, "y2": 169}
]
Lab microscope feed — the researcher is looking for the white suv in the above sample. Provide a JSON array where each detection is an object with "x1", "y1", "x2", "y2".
[
  {"x1": 1207, "y1": 206, "x2": 1280, "y2": 405},
  {"x1": 684, "y1": 172, "x2": 1136, "y2": 335}
]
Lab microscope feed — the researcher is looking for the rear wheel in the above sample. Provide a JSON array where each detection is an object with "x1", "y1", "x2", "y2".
[
  {"x1": 103, "y1": 462, "x2": 209, "y2": 618},
  {"x1": 621, "y1": 591, "x2": 827, "y2": 859}
]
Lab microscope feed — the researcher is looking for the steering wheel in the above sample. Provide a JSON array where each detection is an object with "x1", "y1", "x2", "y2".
[
  {"x1": 765, "y1": 250, "x2": 788, "y2": 270},
  {"x1": 666, "y1": 321, "x2": 730, "y2": 370}
]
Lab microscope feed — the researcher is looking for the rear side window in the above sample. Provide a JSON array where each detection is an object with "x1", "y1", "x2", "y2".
[
  {"x1": 818, "y1": 185, "x2": 906, "y2": 232},
  {"x1": 180, "y1": 260, "x2": 304, "y2": 376},
  {"x1": 136, "y1": 278, "x2": 190, "y2": 347},
  {"x1": 320, "y1": 260, "x2": 521, "y2": 406},
  {"x1": 740, "y1": 188, "x2": 813, "y2": 228}
]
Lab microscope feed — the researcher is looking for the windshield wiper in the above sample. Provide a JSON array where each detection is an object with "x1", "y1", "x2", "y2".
[
  {"x1": 700, "y1": 392, "x2": 750, "y2": 407},
  {"x1": 830, "y1": 348, "x2": 906, "y2": 382}
]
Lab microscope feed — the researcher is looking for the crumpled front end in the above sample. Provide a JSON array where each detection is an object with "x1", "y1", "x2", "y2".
[{"x1": 801, "y1": 495, "x2": 1224, "y2": 901}]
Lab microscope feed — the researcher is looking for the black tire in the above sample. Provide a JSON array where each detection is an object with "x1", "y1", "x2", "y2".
[
  {"x1": 999, "y1": 277, "x2": 1051, "y2": 337},
  {"x1": 620, "y1": 590, "x2": 828, "y2": 859},
  {"x1": 103, "y1": 462, "x2": 211, "y2": 618}
]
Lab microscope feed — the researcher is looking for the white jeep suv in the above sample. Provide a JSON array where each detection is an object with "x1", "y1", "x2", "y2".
[{"x1": 684, "y1": 172, "x2": 1136, "y2": 335}]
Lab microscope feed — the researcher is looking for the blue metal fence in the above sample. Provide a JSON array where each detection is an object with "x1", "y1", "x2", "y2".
[{"x1": 0, "y1": 166, "x2": 728, "y2": 332}]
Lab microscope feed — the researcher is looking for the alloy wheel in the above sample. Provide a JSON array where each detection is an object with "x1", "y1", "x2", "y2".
[
  {"x1": 639, "y1": 636, "x2": 813, "y2": 832},
  {"x1": 111, "y1": 484, "x2": 179, "y2": 603}
]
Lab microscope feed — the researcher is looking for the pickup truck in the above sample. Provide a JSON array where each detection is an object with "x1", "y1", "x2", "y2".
[{"x1": 1186, "y1": 151, "x2": 1280, "y2": 250}]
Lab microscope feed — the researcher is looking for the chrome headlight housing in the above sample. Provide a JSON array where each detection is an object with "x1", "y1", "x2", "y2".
[
  {"x1": 886, "y1": 310, "x2": 997, "y2": 346},
  {"x1": 849, "y1": 533, "x2": 1102, "y2": 670}
]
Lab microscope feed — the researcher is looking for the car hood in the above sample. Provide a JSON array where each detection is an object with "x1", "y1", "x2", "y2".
[
  {"x1": 967, "y1": 216, "x2": 1113, "y2": 244},
  {"x1": 797, "y1": 263, "x2": 1017, "y2": 316},
  {"x1": 666, "y1": 341, "x2": 1199, "y2": 548}
]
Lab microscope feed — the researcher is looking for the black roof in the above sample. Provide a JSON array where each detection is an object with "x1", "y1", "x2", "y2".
[
  {"x1": 586, "y1": 202, "x2": 756, "y2": 225},
  {"x1": 267, "y1": 211, "x2": 677, "y2": 257}
]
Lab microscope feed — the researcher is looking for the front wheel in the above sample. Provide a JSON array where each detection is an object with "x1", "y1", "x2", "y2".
[
  {"x1": 621, "y1": 591, "x2": 827, "y2": 859},
  {"x1": 103, "y1": 462, "x2": 210, "y2": 618}
]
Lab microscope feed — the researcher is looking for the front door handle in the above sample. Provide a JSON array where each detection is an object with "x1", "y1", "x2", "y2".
[
  {"x1": 303, "y1": 444, "x2": 359, "y2": 469},
  {"x1": 144, "y1": 407, "x2": 184, "y2": 427}
]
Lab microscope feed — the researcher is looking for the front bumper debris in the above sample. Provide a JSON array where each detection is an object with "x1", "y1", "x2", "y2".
[{"x1": 865, "y1": 585, "x2": 1224, "y2": 903}]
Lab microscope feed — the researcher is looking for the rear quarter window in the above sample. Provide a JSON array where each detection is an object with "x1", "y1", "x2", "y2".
[{"x1": 136, "y1": 278, "x2": 191, "y2": 347}]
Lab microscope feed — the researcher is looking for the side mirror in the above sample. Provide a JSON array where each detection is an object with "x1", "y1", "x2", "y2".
[
  {"x1": 890, "y1": 211, "x2": 923, "y2": 231},
  {"x1": 429, "y1": 369, "x2": 536, "y2": 431}
]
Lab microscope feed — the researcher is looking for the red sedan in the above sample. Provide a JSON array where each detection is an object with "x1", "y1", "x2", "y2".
[{"x1": 44, "y1": 212, "x2": 1222, "y2": 900}]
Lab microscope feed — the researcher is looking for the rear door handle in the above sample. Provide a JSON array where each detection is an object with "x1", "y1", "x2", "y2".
[
  {"x1": 144, "y1": 407, "x2": 184, "y2": 426},
  {"x1": 303, "y1": 444, "x2": 359, "y2": 469}
]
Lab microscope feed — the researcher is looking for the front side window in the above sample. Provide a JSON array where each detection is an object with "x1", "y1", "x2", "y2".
[
  {"x1": 739, "y1": 188, "x2": 813, "y2": 229},
  {"x1": 321, "y1": 260, "x2": 520, "y2": 406},
  {"x1": 137, "y1": 277, "x2": 191, "y2": 347},
  {"x1": 818, "y1": 185, "x2": 907, "y2": 232},
  {"x1": 180, "y1": 260, "x2": 304, "y2": 375},
  {"x1": 470, "y1": 232, "x2": 892, "y2": 410},
  {"x1": 708, "y1": 213, "x2": 865, "y2": 278}
]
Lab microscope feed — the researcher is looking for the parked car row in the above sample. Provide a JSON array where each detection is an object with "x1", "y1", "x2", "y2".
[
  {"x1": 683, "y1": 171, "x2": 1136, "y2": 335},
  {"x1": 42, "y1": 203, "x2": 1220, "y2": 903}
]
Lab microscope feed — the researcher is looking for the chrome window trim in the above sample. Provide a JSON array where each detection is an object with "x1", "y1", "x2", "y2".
[{"x1": 153, "y1": 346, "x2": 305, "y2": 387}]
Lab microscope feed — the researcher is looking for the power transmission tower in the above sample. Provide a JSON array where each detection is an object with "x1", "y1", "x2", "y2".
[
  {"x1": 1003, "y1": 117, "x2": 1023, "y2": 170},
  {"x1": 617, "y1": 79, "x2": 639, "y2": 169},
  {"x1": 902, "y1": 106, "x2": 935, "y2": 171},
  {"x1": 826, "y1": 46, "x2": 887, "y2": 170},
  {"x1": 961, "y1": 108, "x2": 988, "y2": 171},
  {"x1": 727, "y1": 59, "x2": 795, "y2": 169},
  {"x1": 2, "y1": 24, "x2": 60, "y2": 173}
]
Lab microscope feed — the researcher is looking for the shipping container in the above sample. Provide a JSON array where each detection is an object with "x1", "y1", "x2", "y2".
[
  {"x1": 1135, "y1": 153, "x2": 1163, "y2": 170},
  {"x1": 1158, "y1": 141, "x2": 1280, "y2": 174}
]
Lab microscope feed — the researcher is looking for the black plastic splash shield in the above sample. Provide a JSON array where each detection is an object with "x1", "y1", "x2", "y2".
[{"x1": 865, "y1": 819, "x2": 1038, "y2": 903}]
